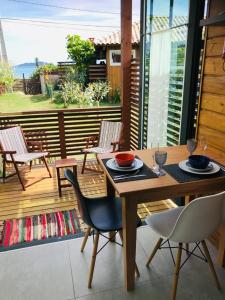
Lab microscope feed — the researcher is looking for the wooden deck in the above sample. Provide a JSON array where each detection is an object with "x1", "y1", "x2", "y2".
[{"x1": 0, "y1": 160, "x2": 176, "y2": 222}]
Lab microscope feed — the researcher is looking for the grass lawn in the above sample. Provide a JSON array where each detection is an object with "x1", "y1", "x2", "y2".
[{"x1": 0, "y1": 92, "x2": 118, "y2": 113}]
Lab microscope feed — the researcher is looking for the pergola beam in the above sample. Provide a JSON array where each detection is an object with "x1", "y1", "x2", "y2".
[{"x1": 121, "y1": 0, "x2": 132, "y2": 150}]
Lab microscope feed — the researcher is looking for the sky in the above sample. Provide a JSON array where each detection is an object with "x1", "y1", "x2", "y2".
[{"x1": 0, "y1": 0, "x2": 140, "y2": 65}]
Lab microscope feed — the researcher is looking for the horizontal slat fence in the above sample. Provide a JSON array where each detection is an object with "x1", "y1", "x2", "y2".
[
  {"x1": 130, "y1": 58, "x2": 140, "y2": 150},
  {"x1": 89, "y1": 64, "x2": 107, "y2": 81},
  {"x1": 0, "y1": 106, "x2": 121, "y2": 158}
]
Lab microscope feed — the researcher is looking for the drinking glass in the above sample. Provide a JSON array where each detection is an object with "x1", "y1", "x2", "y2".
[
  {"x1": 154, "y1": 150, "x2": 167, "y2": 176},
  {"x1": 187, "y1": 138, "x2": 197, "y2": 156},
  {"x1": 200, "y1": 136, "x2": 207, "y2": 154}
]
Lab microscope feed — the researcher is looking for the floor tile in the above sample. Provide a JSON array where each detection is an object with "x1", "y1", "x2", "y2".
[
  {"x1": 76, "y1": 279, "x2": 171, "y2": 300},
  {"x1": 137, "y1": 226, "x2": 225, "y2": 300},
  {"x1": 0, "y1": 241, "x2": 75, "y2": 300},
  {"x1": 68, "y1": 230, "x2": 160, "y2": 298}
]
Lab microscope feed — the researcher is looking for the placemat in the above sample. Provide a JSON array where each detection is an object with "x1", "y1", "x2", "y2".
[
  {"x1": 102, "y1": 157, "x2": 158, "y2": 183},
  {"x1": 163, "y1": 163, "x2": 225, "y2": 183}
]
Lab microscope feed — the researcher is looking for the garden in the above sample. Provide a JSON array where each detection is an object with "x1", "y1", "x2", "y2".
[{"x1": 0, "y1": 35, "x2": 120, "y2": 113}]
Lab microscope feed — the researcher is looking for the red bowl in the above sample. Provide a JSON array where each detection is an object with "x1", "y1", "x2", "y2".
[{"x1": 115, "y1": 153, "x2": 135, "y2": 167}]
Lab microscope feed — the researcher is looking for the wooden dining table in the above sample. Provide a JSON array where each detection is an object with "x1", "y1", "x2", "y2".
[{"x1": 97, "y1": 145, "x2": 225, "y2": 291}]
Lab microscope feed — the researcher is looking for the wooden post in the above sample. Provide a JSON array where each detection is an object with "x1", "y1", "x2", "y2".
[
  {"x1": 22, "y1": 73, "x2": 27, "y2": 95},
  {"x1": 121, "y1": 0, "x2": 132, "y2": 150},
  {"x1": 58, "y1": 112, "x2": 67, "y2": 159}
]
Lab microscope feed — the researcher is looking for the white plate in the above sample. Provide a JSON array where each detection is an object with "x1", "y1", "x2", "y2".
[
  {"x1": 179, "y1": 160, "x2": 220, "y2": 175},
  {"x1": 106, "y1": 158, "x2": 143, "y2": 172},
  {"x1": 115, "y1": 161, "x2": 135, "y2": 169},
  {"x1": 185, "y1": 161, "x2": 213, "y2": 172}
]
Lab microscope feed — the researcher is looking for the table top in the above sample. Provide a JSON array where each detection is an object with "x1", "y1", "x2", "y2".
[
  {"x1": 98, "y1": 145, "x2": 225, "y2": 201},
  {"x1": 55, "y1": 158, "x2": 77, "y2": 168}
]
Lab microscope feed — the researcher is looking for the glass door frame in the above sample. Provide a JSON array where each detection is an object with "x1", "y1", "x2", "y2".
[{"x1": 139, "y1": 0, "x2": 205, "y2": 149}]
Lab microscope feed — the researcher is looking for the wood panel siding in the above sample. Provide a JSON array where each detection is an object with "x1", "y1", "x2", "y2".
[
  {"x1": 197, "y1": 0, "x2": 225, "y2": 155},
  {"x1": 197, "y1": 0, "x2": 225, "y2": 257}
]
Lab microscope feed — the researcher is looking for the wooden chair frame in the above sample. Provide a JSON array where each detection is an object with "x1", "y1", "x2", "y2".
[
  {"x1": 81, "y1": 122, "x2": 123, "y2": 174},
  {"x1": 146, "y1": 238, "x2": 221, "y2": 300},
  {"x1": 0, "y1": 126, "x2": 52, "y2": 191},
  {"x1": 81, "y1": 226, "x2": 140, "y2": 288}
]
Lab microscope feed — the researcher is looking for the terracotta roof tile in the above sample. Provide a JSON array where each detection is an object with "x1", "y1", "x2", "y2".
[{"x1": 94, "y1": 17, "x2": 187, "y2": 46}]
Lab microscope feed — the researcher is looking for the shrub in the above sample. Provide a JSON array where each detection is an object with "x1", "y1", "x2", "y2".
[
  {"x1": 65, "y1": 67, "x2": 87, "y2": 85},
  {"x1": 85, "y1": 81, "x2": 111, "y2": 106},
  {"x1": 60, "y1": 81, "x2": 84, "y2": 108},
  {"x1": 30, "y1": 64, "x2": 59, "y2": 80},
  {"x1": 0, "y1": 63, "x2": 14, "y2": 92},
  {"x1": 54, "y1": 80, "x2": 111, "y2": 108},
  {"x1": 113, "y1": 88, "x2": 121, "y2": 104}
]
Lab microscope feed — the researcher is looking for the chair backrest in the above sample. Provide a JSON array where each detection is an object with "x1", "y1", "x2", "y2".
[
  {"x1": 64, "y1": 169, "x2": 94, "y2": 228},
  {"x1": 0, "y1": 126, "x2": 27, "y2": 154},
  {"x1": 98, "y1": 120, "x2": 122, "y2": 149},
  {"x1": 169, "y1": 191, "x2": 225, "y2": 243}
]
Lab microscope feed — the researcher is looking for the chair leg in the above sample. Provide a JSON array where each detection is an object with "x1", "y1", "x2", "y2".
[
  {"x1": 146, "y1": 238, "x2": 163, "y2": 267},
  {"x1": 201, "y1": 240, "x2": 221, "y2": 290},
  {"x1": 119, "y1": 230, "x2": 140, "y2": 277},
  {"x1": 172, "y1": 243, "x2": 182, "y2": 300},
  {"x1": 81, "y1": 153, "x2": 87, "y2": 174},
  {"x1": 88, "y1": 231, "x2": 99, "y2": 288},
  {"x1": 2, "y1": 157, "x2": 6, "y2": 182},
  {"x1": 29, "y1": 161, "x2": 32, "y2": 171},
  {"x1": 13, "y1": 161, "x2": 26, "y2": 191},
  {"x1": 81, "y1": 226, "x2": 91, "y2": 252},
  {"x1": 42, "y1": 157, "x2": 52, "y2": 178},
  {"x1": 185, "y1": 243, "x2": 189, "y2": 255}
]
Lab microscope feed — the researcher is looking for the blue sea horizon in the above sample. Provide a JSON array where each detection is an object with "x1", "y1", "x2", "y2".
[{"x1": 13, "y1": 65, "x2": 36, "y2": 79}]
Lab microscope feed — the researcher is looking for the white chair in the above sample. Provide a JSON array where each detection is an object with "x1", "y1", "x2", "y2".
[
  {"x1": 81, "y1": 120, "x2": 123, "y2": 173},
  {"x1": 145, "y1": 191, "x2": 225, "y2": 300},
  {"x1": 0, "y1": 126, "x2": 51, "y2": 190}
]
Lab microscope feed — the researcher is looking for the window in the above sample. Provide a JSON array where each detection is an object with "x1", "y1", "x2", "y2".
[{"x1": 140, "y1": 0, "x2": 205, "y2": 148}]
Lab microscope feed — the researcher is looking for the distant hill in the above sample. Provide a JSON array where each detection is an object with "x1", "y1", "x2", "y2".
[{"x1": 14, "y1": 62, "x2": 49, "y2": 68}]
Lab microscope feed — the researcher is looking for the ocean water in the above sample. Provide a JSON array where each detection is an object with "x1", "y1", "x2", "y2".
[{"x1": 13, "y1": 65, "x2": 36, "y2": 79}]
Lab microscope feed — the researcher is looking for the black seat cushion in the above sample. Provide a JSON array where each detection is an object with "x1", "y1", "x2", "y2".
[{"x1": 86, "y1": 196, "x2": 142, "y2": 232}]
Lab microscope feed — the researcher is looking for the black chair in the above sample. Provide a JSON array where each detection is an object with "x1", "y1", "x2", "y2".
[{"x1": 64, "y1": 169, "x2": 142, "y2": 288}]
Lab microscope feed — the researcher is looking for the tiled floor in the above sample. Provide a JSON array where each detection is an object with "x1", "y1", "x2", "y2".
[{"x1": 0, "y1": 226, "x2": 225, "y2": 300}]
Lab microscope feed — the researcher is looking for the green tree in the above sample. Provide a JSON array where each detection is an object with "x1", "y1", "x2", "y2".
[
  {"x1": 0, "y1": 63, "x2": 14, "y2": 92},
  {"x1": 66, "y1": 35, "x2": 95, "y2": 71}
]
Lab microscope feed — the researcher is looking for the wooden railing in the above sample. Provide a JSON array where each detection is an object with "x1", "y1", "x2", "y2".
[
  {"x1": 130, "y1": 58, "x2": 140, "y2": 150},
  {"x1": 0, "y1": 106, "x2": 122, "y2": 158}
]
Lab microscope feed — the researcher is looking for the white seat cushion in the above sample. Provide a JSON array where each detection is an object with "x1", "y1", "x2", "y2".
[
  {"x1": 7, "y1": 152, "x2": 48, "y2": 163},
  {"x1": 145, "y1": 207, "x2": 184, "y2": 239},
  {"x1": 83, "y1": 147, "x2": 112, "y2": 154}
]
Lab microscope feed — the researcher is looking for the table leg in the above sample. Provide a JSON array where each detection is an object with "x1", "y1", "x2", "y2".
[
  {"x1": 122, "y1": 196, "x2": 137, "y2": 291},
  {"x1": 106, "y1": 176, "x2": 116, "y2": 241},
  {"x1": 106, "y1": 175, "x2": 115, "y2": 197},
  {"x1": 56, "y1": 168, "x2": 62, "y2": 197},
  {"x1": 73, "y1": 165, "x2": 77, "y2": 178}
]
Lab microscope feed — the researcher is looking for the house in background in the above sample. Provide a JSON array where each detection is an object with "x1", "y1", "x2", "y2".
[
  {"x1": 93, "y1": 16, "x2": 187, "y2": 99},
  {"x1": 93, "y1": 22, "x2": 140, "y2": 98}
]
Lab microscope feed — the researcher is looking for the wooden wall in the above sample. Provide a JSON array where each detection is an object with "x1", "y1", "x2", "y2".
[
  {"x1": 106, "y1": 48, "x2": 121, "y2": 98},
  {"x1": 197, "y1": 0, "x2": 225, "y2": 260},
  {"x1": 197, "y1": 0, "x2": 225, "y2": 155},
  {"x1": 106, "y1": 46, "x2": 140, "y2": 98}
]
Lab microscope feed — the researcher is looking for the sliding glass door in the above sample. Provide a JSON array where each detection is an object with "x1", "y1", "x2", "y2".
[{"x1": 140, "y1": 0, "x2": 189, "y2": 147}]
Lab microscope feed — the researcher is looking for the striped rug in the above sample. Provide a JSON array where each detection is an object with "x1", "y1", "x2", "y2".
[{"x1": 0, "y1": 209, "x2": 82, "y2": 250}]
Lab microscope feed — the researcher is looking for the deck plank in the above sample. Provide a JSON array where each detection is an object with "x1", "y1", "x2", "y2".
[{"x1": 0, "y1": 161, "x2": 176, "y2": 221}]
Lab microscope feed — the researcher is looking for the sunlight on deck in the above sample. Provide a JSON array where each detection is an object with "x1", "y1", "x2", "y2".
[{"x1": 0, "y1": 160, "x2": 177, "y2": 222}]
